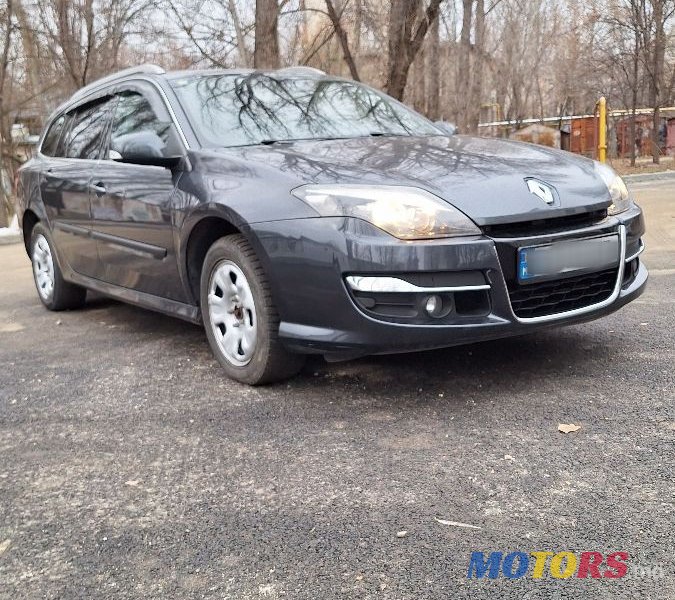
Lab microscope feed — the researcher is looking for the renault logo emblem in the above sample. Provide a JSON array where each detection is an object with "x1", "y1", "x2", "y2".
[{"x1": 526, "y1": 179, "x2": 555, "y2": 205}]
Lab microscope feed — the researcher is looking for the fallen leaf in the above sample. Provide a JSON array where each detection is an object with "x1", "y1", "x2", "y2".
[
  {"x1": 434, "y1": 517, "x2": 481, "y2": 530},
  {"x1": 0, "y1": 539, "x2": 11, "y2": 556},
  {"x1": 558, "y1": 423, "x2": 581, "y2": 434},
  {"x1": 396, "y1": 531, "x2": 408, "y2": 538}
]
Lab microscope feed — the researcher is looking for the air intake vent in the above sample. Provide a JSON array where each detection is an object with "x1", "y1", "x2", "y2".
[
  {"x1": 484, "y1": 209, "x2": 608, "y2": 238},
  {"x1": 508, "y1": 268, "x2": 617, "y2": 319}
]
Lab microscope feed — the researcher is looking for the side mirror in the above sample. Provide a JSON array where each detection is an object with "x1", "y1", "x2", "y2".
[
  {"x1": 435, "y1": 121, "x2": 458, "y2": 136},
  {"x1": 110, "y1": 124, "x2": 183, "y2": 168}
]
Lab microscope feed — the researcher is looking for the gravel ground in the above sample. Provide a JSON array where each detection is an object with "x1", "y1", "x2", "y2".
[{"x1": 0, "y1": 181, "x2": 673, "y2": 600}]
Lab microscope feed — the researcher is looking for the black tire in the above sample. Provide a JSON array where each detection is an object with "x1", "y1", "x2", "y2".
[
  {"x1": 30, "y1": 223, "x2": 87, "y2": 311},
  {"x1": 200, "y1": 234, "x2": 305, "y2": 385}
]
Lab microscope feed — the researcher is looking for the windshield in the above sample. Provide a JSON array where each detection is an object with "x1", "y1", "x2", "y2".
[{"x1": 171, "y1": 73, "x2": 440, "y2": 148}]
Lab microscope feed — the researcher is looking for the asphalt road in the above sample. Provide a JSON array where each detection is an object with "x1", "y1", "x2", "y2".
[{"x1": 1, "y1": 180, "x2": 673, "y2": 600}]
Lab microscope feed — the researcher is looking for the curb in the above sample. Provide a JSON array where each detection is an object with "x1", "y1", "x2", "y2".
[
  {"x1": 0, "y1": 232, "x2": 22, "y2": 246},
  {"x1": 623, "y1": 170, "x2": 675, "y2": 184}
]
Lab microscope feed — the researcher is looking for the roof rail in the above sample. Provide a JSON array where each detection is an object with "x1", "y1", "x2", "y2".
[
  {"x1": 275, "y1": 66, "x2": 326, "y2": 77},
  {"x1": 69, "y1": 64, "x2": 166, "y2": 103}
]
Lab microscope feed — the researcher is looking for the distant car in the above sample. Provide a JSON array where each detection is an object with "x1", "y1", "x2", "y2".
[{"x1": 17, "y1": 65, "x2": 647, "y2": 384}]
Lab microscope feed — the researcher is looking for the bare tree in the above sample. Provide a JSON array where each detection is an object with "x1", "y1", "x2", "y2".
[
  {"x1": 645, "y1": 0, "x2": 675, "y2": 162},
  {"x1": 466, "y1": 0, "x2": 485, "y2": 133},
  {"x1": 1, "y1": 0, "x2": 673, "y2": 177},
  {"x1": 0, "y1": 0, "x2": 14, "y2": 227},
  {"x1": 324, "y1": 0, "x2": 360, "y2": 80},
  {"x1": 386, "y1": 0, "x2": 442, "y2": 101},
  {"x1": 255, "y1": 0, "x2": 280, "y2": 68},
  {"x1": 425, "y1": 11, "x2": 439, "y2": 119}
]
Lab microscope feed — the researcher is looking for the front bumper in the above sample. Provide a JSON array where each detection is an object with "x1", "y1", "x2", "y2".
[{"x1": 250, "y1": 205, "x2": 647, "y2": 359}]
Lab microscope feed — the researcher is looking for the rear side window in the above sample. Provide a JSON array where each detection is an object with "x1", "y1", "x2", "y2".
[
  {"x1": 64, "y1": 98, "x2": 115, "y2": 159},
  {"x1": 41, "y1": 115, "x2": 66, "y2": 156}
]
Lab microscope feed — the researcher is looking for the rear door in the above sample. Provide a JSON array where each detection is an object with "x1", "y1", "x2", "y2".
[
  {"x1": 91, "y1": 85, "x2": 186, "y2": 301},
  {"x1": 41, "y1": 98, "x2": 115, "y2": 277}
]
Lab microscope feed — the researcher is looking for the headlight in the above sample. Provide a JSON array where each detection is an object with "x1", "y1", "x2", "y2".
[
  {"x1": 595, "y1": 163, "x2": 632, "y2": 215},
  {"x1": 291, "y1": 184, "x2": 480, "y2": 240}
]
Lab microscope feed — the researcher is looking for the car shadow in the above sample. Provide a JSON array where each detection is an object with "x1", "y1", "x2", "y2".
[
  {"x1": 293, "y1": 326, "x2": 623, "y2": 402},
  {"x1": 77, "y1": 292, "x2": 622, "y2": 401}
]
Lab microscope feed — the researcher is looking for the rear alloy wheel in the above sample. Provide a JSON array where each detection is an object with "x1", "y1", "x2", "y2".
[
  {"x1": 30, "y1": 223, "x2": 86, "y2": 311},
  {"x1": 200, "y1": 234, "x2": 305, "y2": 385},
  {"x1": 32, "y1": 233, "x2": 55, "y2": 302}
]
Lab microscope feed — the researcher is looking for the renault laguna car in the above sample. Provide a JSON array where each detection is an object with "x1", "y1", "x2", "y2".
[{"x1": 17, "y1": 64, "x2": 647, "y2": 384}]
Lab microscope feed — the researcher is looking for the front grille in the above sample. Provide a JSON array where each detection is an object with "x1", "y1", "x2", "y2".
[
  {"x1": 508, "y1": 269, "x2": 617, "y2": 319},
  {"x1": 483, "y1": 209, "x2": 608, "y2": 238}
]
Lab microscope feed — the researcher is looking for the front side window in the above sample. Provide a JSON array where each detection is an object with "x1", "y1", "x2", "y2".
[
  {"x1": 171, "y1": 74, "x2": 440, "y2": 148},
  {"x1": 111, "y1": 93, "x2": 169, "y2": 142},
  {"x1": 65, "y1": 99, "x2": 114, "y2": 159},
  {"x1": 108, "y1": 92, "x2": 172, "y2": 159}
]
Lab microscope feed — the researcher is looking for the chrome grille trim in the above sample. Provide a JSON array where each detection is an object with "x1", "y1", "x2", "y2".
[{"x1": 510, "y1": 225, "x2": 626, "y2": 324}]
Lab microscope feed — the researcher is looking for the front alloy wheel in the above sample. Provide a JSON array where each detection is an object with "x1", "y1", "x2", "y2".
[
  {"x1": 208, "y1": 260, "x2": 258, "y2": 366},
  {"x1": 200, "y1": 234, "x2": 305, "y2": 385}
]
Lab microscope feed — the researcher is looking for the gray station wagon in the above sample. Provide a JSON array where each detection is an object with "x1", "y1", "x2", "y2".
[{"x1": 17, "y1": 64, "x2": 647, "y2": 384}]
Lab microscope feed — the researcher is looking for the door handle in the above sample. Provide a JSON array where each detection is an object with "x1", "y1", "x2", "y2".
[{"x1": 91, "y1": 182, "x2": 106, "y2": 196}]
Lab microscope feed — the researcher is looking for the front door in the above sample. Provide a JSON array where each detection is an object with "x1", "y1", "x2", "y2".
[{"x1": 91, "y1": 88, "x2": 186, "y2": 302}]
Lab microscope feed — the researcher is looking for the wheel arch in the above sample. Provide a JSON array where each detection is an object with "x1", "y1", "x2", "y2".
[
  {"x1": 21, "y1": 209, "x2": 40, "y2": 254},
  {"x1": 182, "y1": 210, "x2": 275, "y2": 309},
  {"x1": 184, "y1": 216, "x2": 241, "y2": 305}
]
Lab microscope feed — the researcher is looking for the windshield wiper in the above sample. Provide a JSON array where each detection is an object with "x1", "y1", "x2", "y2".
[
  {"x1": 369, "y1": 131, "x2": 410, "y2": 137},
  {"x1": 255, "y1": 133, "x2": 409, "y2": 146}
]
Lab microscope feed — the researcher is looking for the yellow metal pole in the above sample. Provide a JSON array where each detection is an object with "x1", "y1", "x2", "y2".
[{"x1": 597, "y1": 96, "x2": 607, "y2": 163}]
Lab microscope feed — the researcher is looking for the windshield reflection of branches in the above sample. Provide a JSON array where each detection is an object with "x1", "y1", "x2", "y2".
[{"x1": 178, "y1": 74, "x2": 436, "y2": 147}]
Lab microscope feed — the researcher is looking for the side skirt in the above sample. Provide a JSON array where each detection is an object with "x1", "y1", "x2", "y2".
[{"x1": 68, "y1": 271, "x2": 202, "y2": 325}]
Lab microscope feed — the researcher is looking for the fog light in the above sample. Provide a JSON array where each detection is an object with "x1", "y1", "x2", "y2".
[{"x1": 425, "y1": 294, "x2": 443, "y2": 317}]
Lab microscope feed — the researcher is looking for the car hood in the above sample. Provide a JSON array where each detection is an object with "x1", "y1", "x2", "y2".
[{"x1": 215, "y1": 135, "x2": 613, "y2": 226}]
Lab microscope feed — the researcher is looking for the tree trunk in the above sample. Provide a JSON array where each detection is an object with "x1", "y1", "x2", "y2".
[
  {"x1": 13, "y1": 0, "x2": 45, "y2": 114},
  {"x1": 0, "y1": 0, "x2": 13, "y2": 228},
  {"x1": 426, "y1": 13, "x2": 440, "y2": 120},
  {"x1": 385, "y1": 0, "x2": 442, "y2": 101},
  {"x1": 467, "y1": 0, "x2": 485, "y2": 134},
  {"x1": 56, "y1": 0, "x2": 81, "y2": 90},
  {"x1": 457, "y1": 0, "x2": 473, "y2": 132},
  {"x1": 325, "y1": 0, "x2": 360, "y2": 81},
  {"x1": 630, "y1": 27, "x2": 639, "y2": 167},
  {"x1": 352, "y1": 0, "x2": 362, "y2": 54},
  {"x1": 412, "y1": 46, "x2": 426, "y2": 113},
  {"x1": 386, "y1": 0, "x2": 414, "y2": 100},
  {"x1": 411, "y1": 1, "x2": 427, "y2": 112},
  {"x1": 229, "y1": 0, "x2": 252, "y2": 67},
  {"x1": 650, "y1": 0, "x2": 665, "y2": 164},
  {"x1": 254, "y1": 0, "x2": 280, "y2": 69}
]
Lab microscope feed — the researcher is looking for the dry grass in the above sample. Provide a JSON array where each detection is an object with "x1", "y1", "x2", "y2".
[{"x1": 610, "y1": 156, "x2": 675, "y2": 176}]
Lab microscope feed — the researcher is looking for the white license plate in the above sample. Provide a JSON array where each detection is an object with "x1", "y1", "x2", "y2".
[{"x1": 518, "y1": 234, "x2": 620, "y2": 284}]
